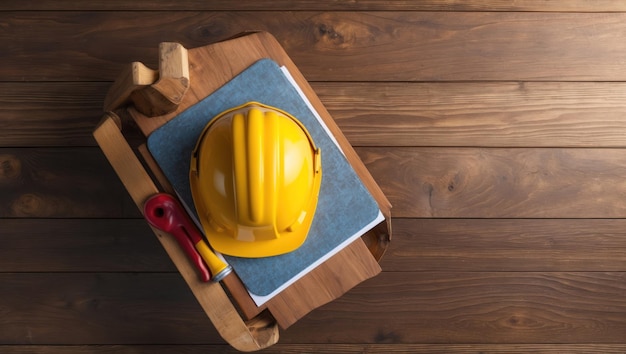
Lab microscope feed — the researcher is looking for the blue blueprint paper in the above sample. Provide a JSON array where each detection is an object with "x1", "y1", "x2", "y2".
[{"x1": 147, "y1": 59, "x2": 380, "y2": 298}]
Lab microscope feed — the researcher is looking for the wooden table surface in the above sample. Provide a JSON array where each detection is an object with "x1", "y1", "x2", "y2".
[{"x1": 3, "y1": 1, "x2": 626, "y2": 353}]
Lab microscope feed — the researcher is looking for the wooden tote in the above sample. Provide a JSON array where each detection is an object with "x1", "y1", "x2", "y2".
[{"x1": 93, "y1": 31, "x2": 391, "y2": 351}]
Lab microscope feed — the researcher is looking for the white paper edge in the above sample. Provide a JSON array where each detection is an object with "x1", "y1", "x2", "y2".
[
  {"x1": 280, "y1": 66, "x2": 343, "y2": 153},
  {"x1": 246, "y1": 66, "x2": 383, "y2": 306}
]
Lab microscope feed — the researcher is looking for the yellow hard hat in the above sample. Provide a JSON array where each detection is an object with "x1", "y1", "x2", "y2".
[{"x1": 190, "y1": 102, "x2": 322, "y2": 258}]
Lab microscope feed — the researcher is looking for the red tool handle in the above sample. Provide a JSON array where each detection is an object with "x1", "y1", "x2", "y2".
[{"x1": 143, "y1": 194, "x2": 211, "y2": 282}]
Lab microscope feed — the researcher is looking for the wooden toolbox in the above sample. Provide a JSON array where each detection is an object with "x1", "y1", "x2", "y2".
[{"x1": 93, "y1": 31, "x2": 392, "y2": 351}]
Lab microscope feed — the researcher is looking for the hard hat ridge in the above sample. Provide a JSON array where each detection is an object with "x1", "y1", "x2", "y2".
[{"x1": 190, "y1": 102, "x2": 322, "y2": 258}]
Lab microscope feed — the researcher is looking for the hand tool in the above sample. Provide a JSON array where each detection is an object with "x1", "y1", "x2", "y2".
[{"x1": 143, "y1": 193, "x2": 232, "y2": 282}]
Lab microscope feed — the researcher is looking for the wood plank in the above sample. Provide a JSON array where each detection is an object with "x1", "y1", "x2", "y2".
[
  {"x1": 0, "y1": 82, "x2": 107, "y2": 147},
  {"x1": 4, "y1": 344, "x2": 626, "y2": 354},
  {"x1": 9, "y1": 218, "x2": 626, "y2": 274},
  {"x1": 0, "y1": 273, "x2": 219, "y2": 344},
  {"x1": 3, "y1": 0, "x2": 626, "y2": 12},
  {"x1": 357, "y1": 147, "x2": 626, "y2": 218},
  {"x1": 316, "y1": 82, "x2": 626, "y2": 148},
  {"x1": 0, "y1": 148, "x2": 138, "y2": 218},
  {"x1": 3, "y1": 272, "x2": 626, "y2": 344},
  {"x1": 287, "y1": 11, "x2": 626, "y2": 81},
  {"x1": 6, "y1": 147, "x2": 626, "y2": 219},
  {"x1": 288, "y1": 272, "x2": 626, "y2": 344},
  {"x1": 4, "y1": 12, "x2": 626, "y2": 81},
  {"x1": 0, "y1": 219, "x2": 174, "y2": 272},
  {"x1": 7, "y1": 81, "x2": 626, "y2": 148},
  {"x1": 383, "y1": 219, "x2": 626, "y2": 272}
]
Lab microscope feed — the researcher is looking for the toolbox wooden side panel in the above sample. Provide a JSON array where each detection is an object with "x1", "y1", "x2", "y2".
[{"x1": 93, "y1": 114, "x2": 279, "y2": 351}]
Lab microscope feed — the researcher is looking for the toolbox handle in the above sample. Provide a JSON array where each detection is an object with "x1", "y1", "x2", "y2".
[{"x1": 103, "y1": 43, "x2": 190, "y2": 117}]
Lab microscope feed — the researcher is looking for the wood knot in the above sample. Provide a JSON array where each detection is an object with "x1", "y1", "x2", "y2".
[
  {"x1": 0, "y1": 154, "x2": 21, "y2": 181},
  {"x1": 504, "y1": 314, "x2": 539, "y2": 329},
  {"x1": 318, "y1": 24, "x2": 344, "y2": 41},
  {"x1": 374, "y1": 329, "x2": 402, "y2": 343},
  {"x1": 193, "y1": 23, "x2": 227, "y2": 41},
  {"x1": 11, "y1": 193, "x2": 44, "y2": 216},
  {"x1": 314, "y1": 20, "x2": 356, "y2": 49}
]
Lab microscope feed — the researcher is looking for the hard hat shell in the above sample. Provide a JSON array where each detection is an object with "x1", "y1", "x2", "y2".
[{"x1": 190, "y1": 102, "x2": 322, "y2": 258}]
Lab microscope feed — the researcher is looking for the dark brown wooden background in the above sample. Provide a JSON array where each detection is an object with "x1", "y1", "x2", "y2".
[{"x1": 3, "y1": 1, "x2": 626, "y2": 353}]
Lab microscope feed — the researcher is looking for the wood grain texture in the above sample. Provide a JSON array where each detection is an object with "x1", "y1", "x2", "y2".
[
  {"x1": 0, "y1": 148, "x2": 138, "y2": 218},
  {"x1": 7, "y1": 218, "x2": 626, "y2": 274},
  {"x1": 0, "y1": 219, "x2": 173, "y2": 272},
  {"x1": 290, "y1": 272, "x2": 626, "y2": 344},
  {"x1": 3, "y1": 272, "x2": 626, "y2": 344},
  {"x1": 0, "y1": 83, "x2": 106, "y2": 147},
  {"x1": 7, "y1": 82, "x2": 626, "y2": 148},
  {"x1": 4, "y1": 12, "x2": 626, "y2": 81},
  {"x1": 316, "y1": 82, "x2": 626, "y2": 147},
  {"x1": 383, "y1": 219, "x2": 626, "y2": 272},
  {"x1": 0, "y1": 273, "x2": 218, "y2": 345},
  {"x1": 3, "y1": 0, "x2": 625, "y2": 12},
  {"x1": 358, "y1": 147, "x2": 626, "y2": 218}
]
